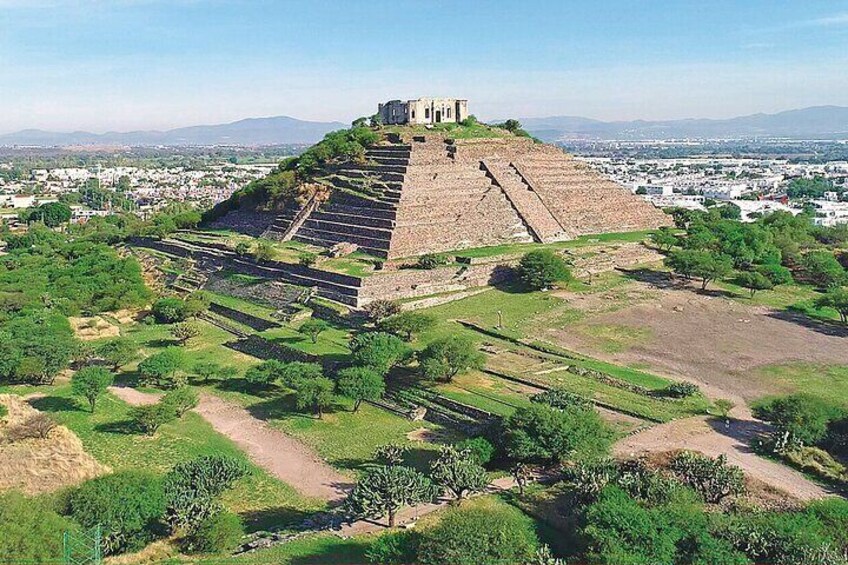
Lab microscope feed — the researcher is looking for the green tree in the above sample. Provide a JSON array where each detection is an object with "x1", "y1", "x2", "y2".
[
  {"x1": 503, "y1": 403, "x2": 613, "y2": 464},
  {"x1": 69, "y1": 471, "x2": 166, "y2": 555},
  {"x1": 130, "y1": 402, "x2": 177, "y2": 435},
  {"x1": 802, "y1": 251, "x2": 845, "y2": 288},
  {"x1": 651, "y1": 226, "x2": 679, "y2": 252},
  {"x1": 344, "y1": 465, "x2": 437, "y2": 528},
  {"x1": 163, "y1": 455, "x2": 248, "y2": 533},
  {"x1": 378, "y1": 311, "x2": 436, "y2": 341},
  {"x1": 336, "y1": 366, "x2": 385, "y2": 411},
  {"x1": 350, "y1": 332, "x2": 411, "y2": 375},
  {"x1": 298, "y1": 318, "x2": 329, "y2": 343},
  {"x1": 815, "y1": 287, "x2": 848, "y2": 323},
  {"x1": 96, "y1": 337, "x2": 139, "y2": 371},
  {"x1": 665, "y1": 249, "x2": 733, "y2": 290},
  {"x1": 33, "y1": 202, "x2": 72, "y2": 227},
  {"x1": 455, "y1": 437, "x2": 496, "y2": 466},
  {"x1": 363, "y1": 299, "x2": 402, "y2": 322},
  {"x1": 428, "y1": 446, "x2": 489, "y2": 500},
  {"x1": 417, "y1": 503, "x2": 539, "y2": 565},
  {"x1": 753, "y1": 394, "x2": 843, "y2": 449},
  {"x1": 193, "y1": 361, "x2": 238, "y2": 384},
  {"x1": 243, "y1": 359, "x2": 287, "y2": 386},
  {"x1": 171, "y1": 322, "x2": 201, "y2": 345},
  {"x1": 279, "y1": 361, "x2": 323, "y2": 387},
  {"x1": 138, "y1": 348, "x2": 184, "y2": 389},
  {"x1": 152, "y1": 297, "x2": 189, "y2": 323},
  {"x1": 0, "y1": 491, "x2": 80, "y2": 563},
  {"x1": 162, "y1": 386, "x2": 199, "y2": 417},
  {"x1": 419, "y1": 335, "x2": 484, "y2": 382},
  {"x1": 71, "y1": 365, "x2": 114, "y2": 412},
  {"x1": 757, "y1": 263, "x2": 793, "y2": 286},
  {"x1": 669, "y1": 452, "x2": 745, "y2": 503},
  {"x1": 736, "y1": 271, "x2": 773, "y2": 297},
  {"x1": 518, "y1": 250, "x2": 572, "y2": 290},
  {"x1": 294, "y1": 376, "x2": 335, "y2": 418}
]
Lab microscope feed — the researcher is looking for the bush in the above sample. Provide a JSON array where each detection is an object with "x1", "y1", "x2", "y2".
[
  {"x1": 378, "y1": 311, "x2": 436, "y2": 341},
  {"x1": 669, "y1": 451, "x2": 745, "y2": 503},
  {"x1": 429, "y1": 446, "x2": 489, "y2": 500},
  {"x1": 417, "y1": 253, "x2": 449, "y2": 270},
  {"x1": 417, "y1": 503, "x2": 539, "y2": 565},
  {"x1": 298, "y1": 318, "x2": 329, "y2": 343},
  {"x1": 366, "y1": 529, "x2": 421, "y2": 565},
  {"x1": 162, "y1": 386, "x2": 199, "y2": 417},
  {"x1": 163, "y1": 455, "x2": 249, "y2": 533},
  {"x1": 182, "y1": 511, "x2": 244, "y2": 554},
  {"x1": 350, "y1": 332, "x2": 411, "y2": 375},
  {"x1": 531, "y1": 388, "x2": 593, "y2": 409},
  {"x1": 152, "y1": 297, "x2": 189, "y2": 323},
  {"x1": 518, "y1": 250, "x2": 572, "y2": 290},
  {"x1": 0, "y1": 491, "x2": 80, "y2": 564},
  {"x1": 69, "y1": 471, "x2": 166, "y2": 555},
  {"x1": 298, "y1": 252, "x2": 318, "y2": 267},
  {"x1": 753, "y1": 394, "x2": 844, "y2": 449},
  {"x1": 455, "y1": 437, "x2": 495, "y2": 466},
  {"x1": 662, "y1": 381, "x2": 700, "y2": 398},
  {"x1": 171, "y1": 322, "x2": 201, "y2": 345},
  {"x1": 138, "y1": 348, "x2": 184, "y2": 389},
  {"x1": 243, "y1": 359, "x2": 286, "y2": 386},
  {"x1": 363, "y1": 299, "x2": 401, "y2": 322},
  {"x1": 130, "y1": 402, "x2": 177, "y2": 435},
  {"x1": 6, "y1": 413, "x2": 58, "y2": 441},
  {"x1": 374, "y1": 443, "x2": 408, "y2": 466},
  {"x1": 418, "y1": 335, "x2": 484, "y2": 382}
]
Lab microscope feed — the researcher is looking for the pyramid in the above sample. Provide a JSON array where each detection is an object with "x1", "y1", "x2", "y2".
[{"x1": 262, "y1": 134, "x2": 669, "y2": 259}]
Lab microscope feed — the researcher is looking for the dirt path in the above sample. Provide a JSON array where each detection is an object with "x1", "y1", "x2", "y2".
[
  {"x1": 615, "y1": 415, "x2": 831, "y2": 501},
  {"x1": 108, "y1": 386, "x2": 351, "y2": 502}
]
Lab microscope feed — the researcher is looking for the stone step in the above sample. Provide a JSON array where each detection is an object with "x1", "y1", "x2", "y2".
[
  {"x1": 310, "y1": 211, "x2": 396, "y2": 229},
  {"x1": 295, "y1": 226, "x2": 392, "y2": 250},
  {"x1": 322, "y1": 201, "x2": 398, "y2": 220},
  {"x1": 302, "y1": 218, "x2": 394, "y2": 241},
  {"x1": 367, "y1": 156, "x2": 409, "y2": 167},
  {"x1": 292, "y1": 233, "x2": 389, "y2": 259}
]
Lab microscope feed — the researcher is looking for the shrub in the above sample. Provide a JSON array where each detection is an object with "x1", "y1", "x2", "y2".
[
  {"x1": 350, "y1": 332, "x2": 411, "y2": 375},
  {"x1": 518, "y1": 250, "x2": 572, "y2": 290},
  {"x1": 662, "y1": 381, "x2": 700, "y2": 398},
  {"x1": 366, "y1": 529, "x2": 421, "y2": 565},
  {"x1": 298, "y1": 318, "x2": 329, "y2": 343},
  {"x1": 162, "y1": 386, "x2": 199, "y2": 417},
  {"x1": 753, "y1": 394, "x2": 844, "y2": 449},
  {"x1": 297, "y1": 252, "x2": 318, "y2": 267},
  {"x1": 531, "y1": 388, "x2": 592, "y2": 409},
  {"x1": 163, "y1": 455, "x2": 249, "y2": 533},
  {"x1": 171, "y1": 322, "x2": 201, "y2": 345},
  {"x1": 455, "y1": 437, "x2": 495, "y2": 466},
  {"x1": 563, "y1": 459, "x2": 619, "y2": 504},
  {"x1": 417, "y1": 503, "x2": 540, "y2": 565},
  {"x1": 428, "y1": 446, "x2": 489, "y2": 500},
  {"x1": 182, "y1": 511, "x2": 244, "y2": 555},
  {"x1": 363, "y1": 299, "x2": 401, "y2": 322},
  {"x1": 69, "y1": 471, "x2": 166, "y2": 555},
  {"x1": 615, "y1": 459, "x2": 689, "y2": 506},
  {"x1": 378, "y1": 311, "x2": 436, "y2": 341},
  {"x1": 344, "y1": 465, "x2": 437, "y2": 528},
  {"x1": 243, "y1": 359, "x2": 286, "y2": 386},
  {"x1": 6, "y1": 413, "x2": 58, "y2": 441},
  {"x1": 417, "y1": 253, "x2": 449, "y2": 270},
  {"x1": 736, "y1": 271, "x2": 773, "y2": 297},
  {"x1": 253, "y1": 241, "x2": 274, "y2": 262},
  {"x1": 374, "y1": 444, "x2": 408, "y2": 466},
  {"x1": 669, "y1": 452, "x2": 745, "y2": 503},
  {"x1": 152, "y1": 297, "x2": 188, "y2": 323},
  {"x1": 71, "y1": 365, "x2": 114, "y2": 412},
  {"x1": 418, "y1": 335, "x2": 484, "y2": 382},
  {"x1": 138, "y1": 348, "x2": 184, "y2": 389},
  {"x1": 0, "y1": 491, "x2": 80, "y2": 564},
  {"x1": 130, "y1": 403, "x2": 177, "y2": 435}
]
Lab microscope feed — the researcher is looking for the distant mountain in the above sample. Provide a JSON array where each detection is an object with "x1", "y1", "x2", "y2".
[
  {"x1": 515, "y1": 106, "x2": 848, "y2": 142},
  {"x1": 0, "y1": 116, "x2": 346, "y2": 147}
]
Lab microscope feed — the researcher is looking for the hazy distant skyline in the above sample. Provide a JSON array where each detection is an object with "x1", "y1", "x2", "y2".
[{"x1": 2, "y1": 0, "x2": 848, "y2": 134}]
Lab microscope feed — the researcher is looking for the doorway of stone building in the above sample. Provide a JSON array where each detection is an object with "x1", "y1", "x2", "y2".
[{"x1": 435, "y1": 110, "x2": 441, "y2": 123}]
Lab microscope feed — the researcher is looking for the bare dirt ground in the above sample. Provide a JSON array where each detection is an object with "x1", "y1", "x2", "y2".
[
  {"x1": 615, "y1": 416, "x2": 831, "y2": 501},
  {"x1": 108, "y1": 386, "x2": 352, "y2": 502},
  {"x1": 69, "y1": 315, "x2": 121, "y2": 341},
  {"x1": 0, "y1": 394, "x2": 109, "y2": 494},
  {"x1": 552, "y1": 281, "x2": 848, "y2": 405}
]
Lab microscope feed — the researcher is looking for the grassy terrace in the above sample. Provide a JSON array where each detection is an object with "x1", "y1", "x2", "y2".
[
  {"x1": 382, "y1": 120, "x2": 515, "y2": 140},
  {"x1": 450, "y1": 230, "x2": 655, "y2": 260}
]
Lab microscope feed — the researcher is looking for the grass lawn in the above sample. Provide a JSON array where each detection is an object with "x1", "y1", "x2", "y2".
[
  {"x1": 225, "y1": 533, "x2": 373, "y2": 564},
  {"x1": 569, "y1": 323, "x2": 654, "y2": 354},
  {"x1": 450, "y1": 230, "x2": 655, "y2": 260},
  {"x1": 27, "y1": 385, "x2": 324, "y2": 532},
  {"x1": 753, "y1": 363, "x2": 848, "y2": 408}
]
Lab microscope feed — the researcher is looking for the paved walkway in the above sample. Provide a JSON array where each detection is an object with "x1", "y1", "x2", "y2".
[
  {"x1": 614, "y1": 415, "x2": 831, "y2": 501},
  {"x1": 108, "y1": 386, "x2": 351, "y2": 502}
]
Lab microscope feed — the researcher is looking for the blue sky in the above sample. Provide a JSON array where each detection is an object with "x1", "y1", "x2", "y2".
[{"x1": 2, "y1": 0, "x2": 848, "y2": 132}]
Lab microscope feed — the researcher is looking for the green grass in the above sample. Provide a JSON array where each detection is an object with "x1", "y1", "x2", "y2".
[
  {"x1": 753, "y1": 363, "x2": 848, "y2": 408},
  {"x1": 382, "y1": 121, "x2": 514, "y2": 140},
  {"x1": 224, "y1": 533, "x2": 373, "y2": 564},
  {"x1": 27, "y1": 386, "x2": 323, "y2": 532},
  {"x1": 570, "y1": 323, "x2": 653, "y2": 354},
  {"x1": 451, "y1": 230, "x2": 654, "y2": 260}
]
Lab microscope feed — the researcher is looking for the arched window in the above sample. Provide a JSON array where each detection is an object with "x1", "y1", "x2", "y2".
[{"x1": 425, "y1": 108, "x2": 430, "y2": 119}]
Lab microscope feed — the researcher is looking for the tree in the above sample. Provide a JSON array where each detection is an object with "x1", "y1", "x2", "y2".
[
  {"x1": 665, "y1": 249, "x2": 733, "y2": 290},
  {"x1": 138, "y1": 348, "x2": 184, "y2": 388},
  {"x1": 34, "y1": 202, "x2": 72, "y2": 227},
  {"x1": 71, "y1": 365, "x2": 113, "y2": 412},
  {"x1": 294, "y1": 376, "x2": 335, "y2": 418},
  {"x1": 518, "y1": 250, "x2": 572, "y2": 290},
  {"x1": 455, "y1": 437, "x2": 495, "y2": 466},
  {"x1": 130, "y1": 402, "x2": 177, "y2": 435},
  {"x1": 163, "y1": 455, "x2": 248, "y2": 533},
  {"x1": 350, "y1": 332, "x2": 411, "y2": 375},
  {"x1": 378, "y1": 311, "x2": 436, "y2": 341},
  {"x1": 713, "y1": 399, "x2": 735, "y2": 423},
  {"x1": 651, "y1": 227, "x2": 679, "y2": 252},
  {"x1": 503, "y1": 403, "x2": 613, "y2": 464},
  {"x1": 336, "y1": 366, "x2": 385, "y2": 411},
  {"x1": 152, "y1": 297, "x2": 189, "y2": 323},
  {"x1": 815, "y1": 287, "x2": 848, "y2": 324},
  {"x1": 69, "y1": 471, "x2": 166, "y2": 555},
  {"x1": 419, "y1": 335, "x2": 484, "y2": 382},
  {"x1": 279, "y1": 361, "x2": 324, "y2": 387},
  {"x1": 171, "y1": 322, "x2": 201, "y2": 345},
  {"x1": 363, "y1": 299, "x2": 402, "y2": 322},
  {"x1": 417, "y1": 503, "x2": 540, "y2": 565},
  {"x1": 753, "y1": 393, "x2": 843, "y2": 449},
  {"x1": 96, "y1": 337, "x2": 138, "y2": 371},
  {"x1": 802, "y1": 251, "x2": 846, "y2": 288},
  {"x1": 344, "y1": 465, "x2": 437, "y2": 528},
  {"x1": 162, "y1": 386, "x2": 199, "y2": 417},
  {"x1": 193, "y1": 361, "x2": 238, "y2": 384},
  {"x1": 757, "y1": 263, "x2": 793, "y2": 286},
  {"x1": 736, "y1": 271, "x2": 773, "y2": 297},
  {"x1": 0, "y1": 492, "x2": 80, "y2": 564},
  {"x1": 429, "y1": 446, "x2": 489, "y2": 500},
  {"x1": 243, "y1": 359, "x2": 287, "y2": 386},
  {"x1": 298, "y1": 318, "x2": 329, "y2": 343}
]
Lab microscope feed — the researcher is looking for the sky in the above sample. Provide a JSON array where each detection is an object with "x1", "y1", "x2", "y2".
[{"x1": 2, "y1": 0, "x2": 848, "y2": 133}]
